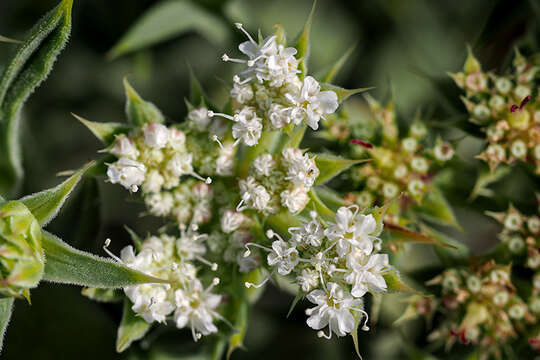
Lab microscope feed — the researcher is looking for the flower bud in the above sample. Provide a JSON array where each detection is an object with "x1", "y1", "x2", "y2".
[{"x1": 0, "y1": 201, "x2": 45, "y2": 298}]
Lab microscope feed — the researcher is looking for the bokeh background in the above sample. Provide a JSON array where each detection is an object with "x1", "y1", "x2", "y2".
[{"x1": 0, "y1": 0, "x2": 538, "y2": 359}]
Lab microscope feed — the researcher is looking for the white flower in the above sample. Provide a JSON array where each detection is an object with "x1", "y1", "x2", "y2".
[
  {"x1": 253, "y1": 154, "x2": 275, "y2": 177},
  {"x1": 411, "y1": 156, "x2": 428, "y2": 173},
  {"x1": 285, "y1": 151, "x2": 319, "y2": 188},
  {"x1": 146, "y1": 192, "x2": 174, "y2": 217},
  {"x1": 143, "y1": 123, "x2": 169, "y2": 149},
  {"x1": 168, "y1": 128, "x2": 186, "y2": 150},
  {"x1": 345, "y1": 253, "x2": 389, "y2": 297},
  {"x1": 110, "y1": 135, "x2": 139, "y2": 159},
  {"x1": 238, "y1": 177, "x2": 271, "y2": 211},
  {"x1": 216, "y1": 142, "x2": 235, "y2": 176},
  {"x1": 167, "y1": 153, "x2": 193, "y2": 177},
  {"x1": 434, "y1": 142, "x2": 454, "y2": 161},
  {"x1": 280, "y1": 187, "x2": 309, "y2": 213},
  {"x1": 174, "y1": 279, "x2": 221, "y2": 338},
  {"x1": 221, "y1": 210, "x2": 246, "y2": 233},
  {"x1": 267, "y1": 239, "x2": 299, "y2": 275},
  {"x1": 130, "y1": 286, "x2": 175, "y2": 323},
  {"x1": 120, "y1": 245, "x2": 152, "y2": 270},
  {"x1": 188, "y1": 107, "x2": 211, "y2": 131},
  {"x1": 290, "y1": 218, "x2": 325, "y2": 247},
  {"x1": 107, "y1": 157, "x2": 146, "y2": 192},
  {"x1": 265, "y1": 44, "x2": 299, "y2": 87},
  {"x1": 176, "y1": 229, "x2": 207, "y2": 261},
  {"x1": 297, "y1": 76, "x2": 339, "y2": 130},
  {"x1": 232, "y1": 107, "x2": 263, "y2": 146},
  {"x1": 236, "y1": 251, "x2": 260, "y2": 273},
  {"x1": 297, "y1": 268, "x2": 319, "y2": 292},
  {"x1": 268, "y1": 103, "x2": 290, "y2": 128},
  {"x1": 306, "y1": 283, "x2": 363, "y2": 337},
  {"x1": 142, "y1": 169, "x2": 164, "y2": 193},
  {"x1": 230, "y1": 83, "x2": 254, "y2": 104}
]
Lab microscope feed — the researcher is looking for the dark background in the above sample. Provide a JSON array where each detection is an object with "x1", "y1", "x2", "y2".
[{"x1": 0, "y1": 0, "x2": 537, "y2": 359}]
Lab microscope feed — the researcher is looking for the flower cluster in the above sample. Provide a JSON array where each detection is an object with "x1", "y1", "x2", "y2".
[
  {"x1": 244, "y1": 206, "x2": 389, "y2": 338},
  {"x1": 211, "y1": 23, "x2": 339, "y2": 146},
  {"x1": 237, "y1": 148, "x2": 319, "y2": 215},
  {"x1": 425, "y1": 261, "x2": 534, "y2": 357},
  {"x1": 344, "y1": 97, "x2": 454, "y2": 209},
  {"x1": 487, "y1": 202, "x2": 540, "y2": 269},
  {"x1": 450, "y1": 50, "x2": 540, "y2": 173},
  {"x1": 107, "y1": 229, "x2": 225, "y2": 341}
]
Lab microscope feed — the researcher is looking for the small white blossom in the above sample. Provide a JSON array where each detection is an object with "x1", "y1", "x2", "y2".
[
  {"x1": 294, "y1": 76, "x2": 339, "y2": 130},
  {"x1": 107, "y1": 157, "x2": 146, "y2": 192},
  {"x1": 142, "y1": 169, "x2": 165, "y2": 193},
  {"x1": 146, "y1": 192, "x2": 174, "y2": 216},
  {"x1": 268, "y1": 103, "x2": 290, "y2": 129},
  {"x1": 221, "y1": 210, "x2": 246, "y2": 233},
  {"x1": 285, "y1": 151, "x2": 319, "y2": 188},
  {"x1": 188, "y1": 107, "x2": 212, "y2": 131},
  {"x1": 232, "y1": 107, "x2": 263, "y2": 146},
  {"x1": 167, "y1": 153, "x2": 193, "y2": 177},
  {"x1": 345, "y1": 253, "x2": 389, "y2": 297},
  {"x1": 168, "y1": 128, "x2": 186, "y2": 150},
  {"x1": 143, "y1": 123, "x2": 169, "y2": 149},
  {"x1": 280, "y1": 187, "x2": 309, "y2": 213},
  {"x1": 230, "y1": 83, "x2": 254, "y2": 104},
  {"x1": 297, "y1": 268, "x2": 319, "y2": 292},
  {"x1": 267, "y1": 239, "x2": 299, "y2": 275},
  {"x1": 110, "y1": 135, "x2": 139, "y2": 159},
  {"x1": 253, "y1": 154, "x2": 275, "y2": 177},
  {"x1": 238, "y1": 177, "x2": 271, "y2": 212}
]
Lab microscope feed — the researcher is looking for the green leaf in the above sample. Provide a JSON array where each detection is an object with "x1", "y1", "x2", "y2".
[
  {"x1": 421, "y1": 224, "x2": 470, "y2": 267},
  {"x1": 73, "y1": 113, "x2": 131, "y2": 145},
  {"x1": 188, "y1": 64, "x2": 213, "y2": 108},
  {"x1": 294, "y1": 0, "x2": 317, "y2": 79},
  {"x1": 0, "y1": 35, "x2": 21, "y2": 44},
  {"x1": 286, "y1": 293, "x2": 303, "y2": 318},
  {"x1": 384, "y1": 269, "x2": 421, "y2": 295},
  {"x1": 237, "y1": 131, "x2": 282, "y2": 177},
  {"x1": 307, "y1": 189, "x2": 335, "y2": 221},
  {"x1": 419, "y1": 187, "x2": 460, "y2": 229},
  {"x1": 124, "y1": 226, "x2": 143, "y2": 252},
  {"x1": 322, "y1": 43, "x2": 356, "y2": 83},
  {"x1": 0, "y1": 0, "x2": 73, "y2": 196},
  {"x1": 351, "y1": 310, "x2": 364, "y2": 360},
  {"x1": 41, "y1": 231, "x2": 168, "y2": 288},
  {"x1": 311, "y1": 186, "x2": 346, "y2": 212},
  {"x1": 266, "y1": 210, "x2": 303, "y2": 237},
  {"x1": 0, "y1": 298, "x2": 14, "y2": 353},
  {"x1": 320, "y1": 83, "x2": 373, "y2": 104},
  {"x1": 116, "y1": 299, "x2": 151, "y2": 353},
  {"x1": 368, "y1": 196, "x2": 399, "y2": 236},
  {"x1": 284, "y1": 124, "x2": 307, "y2": 149},
  {"x1": 384, "y1": 222, "x2": 456, "y2": 249},
  {"x1": 469, "y1": 166, "x2": 511, "y2": 200},
  {"x1": 314, "y1": 153, "x2": 366, "y2": 185},
  {"x1": 227, "y1": 300, "x2": 248, "y2": 359},
  {"x1": 123, "y1": 77, "x2": 164, "y2": 126},
  {"x1": 20, "y1": 162, "x2": 93, "y2": 226},
  {"x1": 107, "y1": 0, "x2": 230, "y2": 60},
  {"x1": 81, "y1": 287, "x2": 124, "y2": 303}
]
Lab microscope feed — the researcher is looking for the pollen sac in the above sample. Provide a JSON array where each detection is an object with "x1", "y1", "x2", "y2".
[{"x1": 0, "y1": 201, "x2": 45, "y2": 298}]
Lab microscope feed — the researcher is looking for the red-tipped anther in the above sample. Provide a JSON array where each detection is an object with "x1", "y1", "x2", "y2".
[
  {"x1": 510, "y1": 104, "x2": 519, "y2": 113},
  {"x1": 350, "y1": 139, "x2": 373, "y2": 149},
  {"x1": 520, "y1": 95, "x2": 532, "y2": 110},
  {"x1": 459, "y1": 330, "x2": 470, "y2": 345},
  {"x1": 449, "y1": 329, "x2": 459, "y2": 337}
]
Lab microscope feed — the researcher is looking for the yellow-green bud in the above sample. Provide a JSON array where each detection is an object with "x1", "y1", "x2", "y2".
[
  {"x1": 0, "y1": 201, "x2": 44, "y2": 298},
  {"x1": 508, "y1": 109, "x2": 530, "y2": 130}
]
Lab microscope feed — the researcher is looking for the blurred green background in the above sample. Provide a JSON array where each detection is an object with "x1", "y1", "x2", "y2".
[{"x1": 0, "y1": 0, "x2": 538, "y2": 359}]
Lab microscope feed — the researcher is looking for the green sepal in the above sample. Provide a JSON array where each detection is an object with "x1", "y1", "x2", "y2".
[
  {"x1": 314, "y1": 153, "x2": 367, "y2": 185},
  {"x1": 226, "y1": 300, "x2": 248, "y2": 360},
  {"x1": 188, "y1": 63, "x2": 214, "y2": 108},
  {"x1": 286, "y1": 292, "x2": 304, "y2": 318},
  {"x1": 124, "y1": 225, "x2": 143, "y2": 252},
  {"x1": 73, "y1": 113, "x2": 131, "y2": 145},
  {"x1": 116, "y1": 298, "x2": 152, "y2": 353},
  {"x1": 418, "y1": 187, "x2": 460, "y2": 230},
  {"x1": 366, "y1": 196, "x2": 399, "y2": 237},
  {"x1": 383, "y1": 268, "x2": 421, "y2": 295},
  {"x1": 311, "y1": 186, "x2": 346, "y2": 212},
  {"x1": 123, "y1": 77, "x2": 164, "y2": 126},
  {"x1": 294, "y1": 0, "x2": 317, "y2": 79},
  {"x1": 81, "y1": 287, "x2": 124, "y2": 303},
  {"x1": 284, "y1": 124, "x2": 307, "y2": 149},
  {"x1": 0, "y1": 298, "x2": 14, "y2": 353},
  {"x1": 41, "y1": 231, "x2": 168, "y2": 288},
  {"x1": 320, "y1": 83, "x2": 373, "y2": 104},
  {"x1": 20, "y1": 162, "x2": 93, "y2": 227},
  {"x1": 469, "y1": 166, "x2": 511, "y2": 200},
  {"x1": 0, "y1": 35, "x2": 21, "y2": 44},
  {"x1": 0, "y1": 0, "x2": 73, "y2": 196},
  {"x1": 272, "y1": 23, "x2": 287, "y2": 46},
  {"x1": 321, "y1": 43, "x2": 356, "y2": 83},
  {"x1": 351, "y1": 310, "x2": 364, "y2": 360}
]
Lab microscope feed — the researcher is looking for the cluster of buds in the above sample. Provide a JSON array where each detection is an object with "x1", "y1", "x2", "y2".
[
  {"x1": 0, "y1": 201, "x2": 45, "y2": 298},
  {"x1": 210, "y1": 23, "x2": 339, "y2": 146},
  {"x1": 487, "y1": 201, "x2": 540, "y2": 269},
  {"x1": 237, "y1": 148, "x2": 319, "y2": 215},
  {"x1": 345, "y1": 97, "x2": 454, "y2": 209},
  {"x1": 243, "y1": 206, "x2": 388, "y2": 338},
  {"x1": 450, "y1": 49, "x2": 540, "y2": 173},
  {"x1": 426, "y1": 261, "x2": 534, "y2": 356},
  {"x1": 105, "y1": 229, "x2": 227, "y2": 341}
]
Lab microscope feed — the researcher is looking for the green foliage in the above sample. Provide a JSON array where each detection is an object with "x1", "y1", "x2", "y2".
[
  {"x1": 124, "y1": 77, "x2": 164, "y2": 126},
  {"x1": 116, "y1": 299, "x2": 151, "y2": 352},
  {"x1": 0, "y1": 0, "x2": 73, "y2": 196},
  {"x1": 0, "y1": 298, "x2": 13, "y2": 352},
  {"x1": 107, "y1": 0, "x2": 230, "y2": 60},
  {"x1": 313, "y1": 154, "x2": 366, "y2": 185},
  {"x1": 294, "y1": 0, "x2": 317, "y2": 79},
  {"x1": 73, "y1": 113, "x2": 131, "y2": 145}
]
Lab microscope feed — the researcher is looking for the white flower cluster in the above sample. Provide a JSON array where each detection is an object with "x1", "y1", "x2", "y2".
[
  {"x1": 237, "y1": 148, "x2": 319, "y2": 215},
  {"x1": 211, "y1": 23, "x2": 339, "y2": 147},
  {"x1": 108, "y1": 229, "x2": 225, "y2": 341},
  {"x1": 106, "y1": 123, "x2": 211, "y2": 193},
  {"x1": 244, "y1": 206, "x2": 389, "y2": 338}
]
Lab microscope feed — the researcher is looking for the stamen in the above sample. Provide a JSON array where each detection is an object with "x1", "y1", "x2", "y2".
[
  {"x1": 195, "y1": 255, "x2": 219, "y2": 271},
  {"x1": 221, "y1": 53, "x2": 246, "y2": 64},
  {"x1": 245, "y1": 269, "x2": 275, "y2": 288},
  {"x1": 189, "y1": 170, "x2": 212, "y2": 184},
  {"x1": 305, "y1": 308, "x2": 313, "y2": 316},
  {"x1": 207, "y1": 110, "x2": 235, "y2": 121},
  {"x1": 234, "y1": 23, "x2": 257, "y2": 44},
  {"x1": 205, "y1": 277, "x2": 220, "y2": 293},
  {"x1": 236, "y1": 197, "x2": 248, "y2": 212},
  {"x1": 317, "y1": 323, "x2": 332, "y2": 339},
  {"x1": 191, "y1": 325, "x2": 202, "y2": 341},
  {"x1": 243, "y1": 242, "x2": 273, "y2": 257},
  {"x1": 212, "y1": 135, "x2": 224, "y2": 150},
  {"x1": 103, "y1": 238, "x2": 123, "y2": 263}
]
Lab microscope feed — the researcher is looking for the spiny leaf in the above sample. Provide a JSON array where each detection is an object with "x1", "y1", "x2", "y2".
[
  {"x1": 41, "y1": 231, "x2": 168, "y2": 288},
  {"x1": 107, "y1": 0, "x2": 230, "y2": 60},
  {"x1": 0, "y1": 35, "x2": 21, "y2": 44},
  {"x1": 311, "y1": 186, "x2": 346, "y2": 212},
  {"x1": 20, "y1": 162, "x2": 93, "y2": 226},
  {"x1": 322, "y1": 43, "x2": 356, "y2": 83},
  {"x1": 294, "y1": 0, "x2": 317, "y2": 79},
  {"x1": 469, "y1": 166, "x2": 511, "y2": 200},
  {"x1": 287, "y1": 293, "x2": 303, "y2": 318},
  {"x1": 0, "y1": 298, "x2": 14, "y2": 353},
  {"x1": 0, "y1": 0, "x2": 73, "y2": 196},
  {"x1": 320, "y1": 83, "x2": 373, "y2": 104},
  {"x1": 123, "y1": 77, "x2": 164, "y2": 126},
  {"x1": 314, "y1": 153, "x2": 367, "y2": 185},
  {"x1": 368, "y1": 196, "x2": 400, "y2": 236},
  {"x1": 421, "y1": 225, "x2": 470, "y2": 267},
  {"x1": 384, "y1": 221, "x2": 456, "y2": 249},
  {"x1": 73, "y1": 113, "x2": 130, "y2": 145},
  {"x1": 116, "y1": 299, "x2": 151, "y2": 353},
  {"x1": 227, "y1": 300, "x2": 248, "y2": 360},
  {"x1": 384, "y1": 269, "x2": 421, "y2": 295},
  {"x1": 419, "y1": 187, "x2": 460, "y2": 229},
  {"x1": 81, "y1": 287, "x2": 124, "y2": 303}
]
